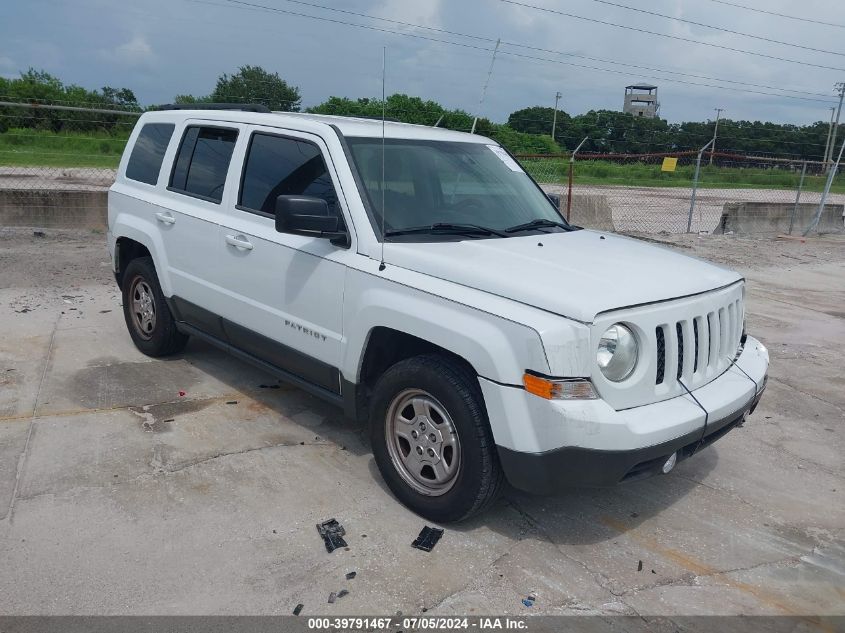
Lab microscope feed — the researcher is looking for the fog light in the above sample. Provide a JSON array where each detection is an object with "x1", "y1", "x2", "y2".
[{"x1": 662, "y1": 452, "x2": 677, "y2": 474}]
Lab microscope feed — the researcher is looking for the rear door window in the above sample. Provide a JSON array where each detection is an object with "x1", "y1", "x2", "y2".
[
  {"x1": 169, "y1": 126, "x2": 238, "y2": 203},
  {"x1": 125, "y1": 123, "x2": 175, "y2": 185},
  {"x1": 238, "y1": 133, "x2": 339, "y2": 218}
]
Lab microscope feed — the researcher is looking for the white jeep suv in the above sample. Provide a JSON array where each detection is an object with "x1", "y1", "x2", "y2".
[{"x1": 108, "y1": 105, "x2": 769, "y2": 522}]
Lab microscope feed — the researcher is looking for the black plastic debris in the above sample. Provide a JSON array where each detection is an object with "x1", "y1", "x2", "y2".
[
  {"x1": 33, "y1": 231, "x2": 45, "y2": 238},
  {"x1": 637, "y1": 560, "x2": 643, "y2": 572},
  {"x1": 345, "y1": 571, "x2": 357, "y2": 580},
  {"x1": 328, "y1": 592, "x2": 337, "y2": 604},
  {"x1": 337, "y1": 589, "x2": 349, "y2": 599},
  {"x1": 411, "y1": 526, "x2": 444, "y2": 552},
  {"x1": 317, "y1": 518, "x2": 347, "y2": 553},
  {"x1": 225, "y1": 400, "x2": 238, "y2": 405},
  {"x1": 292, "y1": 603, "x2": 303, "y2": 616}
]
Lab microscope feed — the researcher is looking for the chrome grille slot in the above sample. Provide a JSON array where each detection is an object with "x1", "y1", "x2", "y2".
[
  {"x1": 675, "y1": 322, "x2": 684, "y2": 380},
  {"x1": 708, "y1": 310, "x2": 720, "y2": 368},
  {"x1": 655, "y1": 326, "x2": 665, "y2": 385},
  {"x1": 693, "y1": 318, "x2": 699, "y2": 373}
]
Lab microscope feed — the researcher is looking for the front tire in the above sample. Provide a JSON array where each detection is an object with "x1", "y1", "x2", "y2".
[
  {"x1": 121, "y1": 256, "x2": 188, "y2": 357},
  {"x1": 370, "y1": 354, "x2": 504, "y2": 522}
]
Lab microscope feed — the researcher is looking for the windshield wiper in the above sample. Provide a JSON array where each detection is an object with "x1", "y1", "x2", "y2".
[
  {"x1": 385, "y1": 223, "x2": 508, "y2": 238},
  {"x1": 505, "y1": 218, "x2": 570, "y2": 233}
]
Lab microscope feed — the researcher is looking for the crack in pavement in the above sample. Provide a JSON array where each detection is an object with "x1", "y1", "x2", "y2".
[
  {"x1": 609, "y1": 554, "x2": 805, "y2": 598},
  {"x1": 503, "y1": 497, "x2": 624, "y2": 603},
  {"x1": 12, "y1": 440, "x2": 338, "y2": 505},
  {"x1": 768, "y1": 375, "x2": 845, "y2": 414},
  {"x1": 3, "y1": 314, "x2": 60, "y2": 523},
  {"x1": 149, "y1": 440, "x2": 335, "y2": 475}
]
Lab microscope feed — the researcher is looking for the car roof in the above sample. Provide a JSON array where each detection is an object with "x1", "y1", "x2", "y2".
[{"x1": 137, "y1": 109, "x2": 491, "y2": 144}]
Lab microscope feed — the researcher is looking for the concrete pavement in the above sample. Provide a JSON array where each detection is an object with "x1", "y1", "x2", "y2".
[{"x1": 0, "y1": 228, "x2": 843, "y2": 619}]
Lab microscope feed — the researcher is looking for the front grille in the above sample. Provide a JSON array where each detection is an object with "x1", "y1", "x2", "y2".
[{"x1": 654, "y1": 297, "x2": 743, "y2": 386}]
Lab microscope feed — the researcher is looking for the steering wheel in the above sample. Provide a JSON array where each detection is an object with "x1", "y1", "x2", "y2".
[{"x1": 451, "y1": 197, "x2": 486, "y2": 213}]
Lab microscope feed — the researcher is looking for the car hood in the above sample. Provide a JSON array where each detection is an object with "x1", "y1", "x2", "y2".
[{"x1": 384, "y1": 230, "x2": 742, "y2": 322}]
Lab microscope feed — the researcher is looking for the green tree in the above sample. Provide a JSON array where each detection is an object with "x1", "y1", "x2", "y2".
[
  {"x1": 173, "y1": 93, "x2": 215, "y2": 105},
  {"x1": 308, "y1": 93, "x2": 560, "y2": 154},
  {"x1": 0, "y1": 68, "x2": 136, "y2": 133},
  {"x1": 99, "y1": 87, "x2": 140, "y2": 110},
  {"x1": 209, "y1": 65, "x2": 301, "y2": 111}
]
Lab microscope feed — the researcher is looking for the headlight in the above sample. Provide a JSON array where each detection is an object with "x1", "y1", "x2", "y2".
[{"x1": 597, "y1": 323, "x2": 638, "y2": 382}]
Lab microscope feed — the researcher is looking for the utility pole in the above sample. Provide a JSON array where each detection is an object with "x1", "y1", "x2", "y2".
[
  {"x1": 471, "y1": 38, "x2": 500, "y2": 135},
  {"x1": 709, "y1": 107, "x2": 724, "y2": 166},
  {"x1": 823, "y1": 106, "x2": 836, "y2": 166},
  {"x1": 826, "y1": 82, "x2": 845, "y2": 173},
  {"x1": 551, "y1": 91, "x2": 562, "y2": 141}
]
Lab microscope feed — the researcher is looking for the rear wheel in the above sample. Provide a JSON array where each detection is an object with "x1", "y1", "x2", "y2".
[
  {"x1": 121, "y1": 256, "x2": 188, "y2": 357},
  {"x1": 370, "y1": 354, "x2": 504, "y2": 522}
]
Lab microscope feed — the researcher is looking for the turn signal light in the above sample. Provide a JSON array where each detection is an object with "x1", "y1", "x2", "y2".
[{"x1": 523, "y1": 374, "x2": 598, "y2": 400}]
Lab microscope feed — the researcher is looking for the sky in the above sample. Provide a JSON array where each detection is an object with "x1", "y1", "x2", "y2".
[{"x1": 2, "y1": 0, "x2": 845, "y2": 127}]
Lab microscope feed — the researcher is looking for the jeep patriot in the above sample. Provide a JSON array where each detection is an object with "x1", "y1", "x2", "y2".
[{"x1": 108, "y1": 105, "x2": 769, "y2": 521}]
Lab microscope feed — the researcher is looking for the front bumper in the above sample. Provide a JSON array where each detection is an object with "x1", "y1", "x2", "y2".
[
  {"x1": 498, "y1": 380, "x2": 765, "y2": 493},
  {"x1": 480, "y1": 335, "x2": 768, "y2": 493}
]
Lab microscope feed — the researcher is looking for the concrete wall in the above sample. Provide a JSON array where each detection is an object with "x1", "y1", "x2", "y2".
[
  {"x1": 568, "y1": 194, "x2": 616, "y2": 232},
  {"x1": 714, "y1": 201, "x2": 844, "y2": 235},
  {"x1": 0, "y1": 189, "x2": 107, "y2": 229}
]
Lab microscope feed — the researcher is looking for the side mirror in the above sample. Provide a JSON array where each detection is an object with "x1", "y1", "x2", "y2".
[
  {"x1": 275, "y1": 195, "x2": 348, "y2": 246},
  {"x1": 546, "y1": 193, "x2": 561, "y2": 210}
]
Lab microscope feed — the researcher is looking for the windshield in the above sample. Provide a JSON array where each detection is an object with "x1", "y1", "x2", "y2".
[{"x1": 346, "y1": 138, "x2": 568, "y2": 240}]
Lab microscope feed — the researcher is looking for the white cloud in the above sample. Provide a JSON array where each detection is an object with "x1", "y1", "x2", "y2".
[
  {"x1": 108, "y1": 35, "x2": 154, "y2": 66},
  {"x1": 0, "y1": 55, "x2": 15, "y2": 78}
]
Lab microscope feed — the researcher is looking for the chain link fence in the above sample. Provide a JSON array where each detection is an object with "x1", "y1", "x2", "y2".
[
  {"x1": 520, "y1": 151, "x2": 845, "y2": 236},
  {"x1": 0, "y1": 102, "x2": 134, "y2": 228},
  {"x1": 1, "y1": 101, "x2": 843, "y2": 236}
]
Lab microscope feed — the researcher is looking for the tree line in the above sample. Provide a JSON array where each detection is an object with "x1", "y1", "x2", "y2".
[{"x1": 0, "y1": 66, "x2": 834, "y2": 160}]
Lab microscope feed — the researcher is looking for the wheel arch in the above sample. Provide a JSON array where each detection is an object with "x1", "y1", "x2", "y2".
[{"x1": 111, "y1": 213, "x2": 170, "y2": 294}]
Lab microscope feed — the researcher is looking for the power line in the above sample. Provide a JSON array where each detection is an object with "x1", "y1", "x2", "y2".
[
  {"x1": 704, "y1": 0, "x2": 845, "y2": 29},
  {"x1": 206, "y1": 0, "x2": 838, "y2": 103},
  {"x1": 204, "y1": 0, "x2": 833, "y2": 99},
  {"x1": 584, "y1": 0, "x2": 844, "y2": 57},
  {"x1": 500, "y1": 0, "x2": 845, "y2": 72}
]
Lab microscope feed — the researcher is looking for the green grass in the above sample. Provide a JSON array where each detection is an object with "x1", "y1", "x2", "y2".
[
  {"x1": 0, "y1": 128, "x2": 127, "y2": 168},
  {"x1": 521, "y1": 158, "x2": 845, "y2": 193},
  {"x1": 1, "y1": 130, "x2": 842, "y2": 194}
]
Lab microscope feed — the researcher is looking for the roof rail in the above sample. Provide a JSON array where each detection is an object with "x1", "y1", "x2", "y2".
[{"x1": 157, "y1": 103, "x2": 271, "y2": 113}]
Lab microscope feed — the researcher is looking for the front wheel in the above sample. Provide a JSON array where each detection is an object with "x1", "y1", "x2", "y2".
[{"x1": 370, "y1": 355, "x2": 504, "y2": 522}]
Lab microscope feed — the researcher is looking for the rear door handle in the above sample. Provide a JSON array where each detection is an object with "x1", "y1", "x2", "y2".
[
  {"x1": 155, "y1": 211, "x2": 176, "y2": 225},
  {"x1": 225, "y1": 234, "x2": 254, "y2": 251}
]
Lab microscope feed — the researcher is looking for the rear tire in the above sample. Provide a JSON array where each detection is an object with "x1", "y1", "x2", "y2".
[
  {"x1": 370, "y1": 354, "x2": 504, "y2": 522},
  {"x1": 121, "y1": 256, "x2": 188, "y2": 357}
]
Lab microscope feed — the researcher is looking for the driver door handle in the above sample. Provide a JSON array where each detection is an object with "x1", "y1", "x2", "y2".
[{"x1": 225, "y1": 234, "x2": 254, "y2": 251}]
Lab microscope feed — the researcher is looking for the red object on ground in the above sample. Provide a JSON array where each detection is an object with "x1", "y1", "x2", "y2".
[{"x1": 178, "y1": 390, "x2": 186, "y2": 397}]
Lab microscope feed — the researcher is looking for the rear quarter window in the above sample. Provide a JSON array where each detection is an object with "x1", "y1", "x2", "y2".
[
  {"x1": 125, "y1": 123, "x2": 175, "y2": 185},
  {"x1": 169, "y1": 126, "x2": 238, "y2": 203}
]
